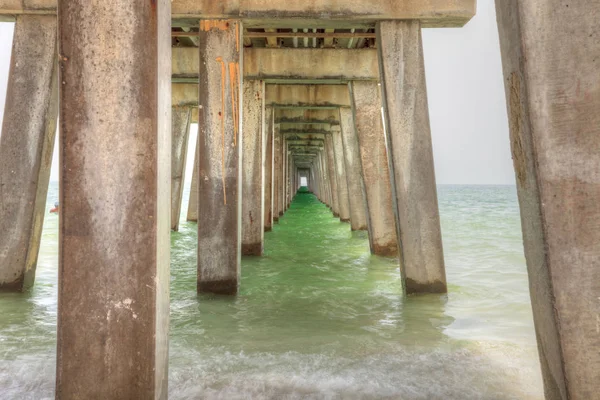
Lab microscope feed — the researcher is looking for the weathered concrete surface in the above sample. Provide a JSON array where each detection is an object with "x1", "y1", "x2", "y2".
[
  {"x1": 187, "y1": 143, "x2": 199, "y2": 222},
  {"x1": 171, "y1": 107, "x2": 191, "y2": 231},
  {"x1": 273, "y1": 124, "x2": 282, "y2": 221},
  {"x1": 378, "y1": 21, "x2": 446, "y2": 294},
  {"x1": 241, "y1": 80, "x2": 265, "y2": 256},
  {"x1": 350, "y1": 81, "x2": 398, "y2": 256},
  {"x1": 56, "y1": 0, "x2": 171, "y2": 398},
  {"x1": 339, "y1": 107, "x2": 368, "y2": 231},
  {"x1": 264, "y1": 106, "x2": 274, "y2": 231},
  {"x1": 197, "y1": 20, "x2": 242, "y2": 294},
  {"x1": 331, "y1": 126, "x2": 351, "y2": 223},
  {"x1": 496, "y1": 2, "x2": 600, "y2": 399},
  {"x1": 282, "y1": 140, "x2": 288, "y2": 213},
  {"x1": 1, "y1": 0, "x2": 476, "y2": 28},
  {"x1": 0, "y1": 15, "x2": 57, "y2": 292},
  {"x1": 246, "y1": 48, "x2": 378, "y2": 82},
  {"x1": 266, "y1": 84, "x2": 351, "y2": 108},
  {"x1": 275, "y1": 108, "x2": 340, "y2": 125},
  {"x1": 172, "y1": 83, "x2": 198, "y2": 106},
  {"x1": 324, "y1": 134, "x2": 340, "y2": 217},
  {"x1": 173, "y1": 47, "x2": 377, "y2": 84}
]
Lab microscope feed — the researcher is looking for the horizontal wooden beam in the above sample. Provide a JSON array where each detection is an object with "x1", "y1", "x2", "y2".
[{"x1": 0, "y1": 0, "x2": 476, "y2": 27}]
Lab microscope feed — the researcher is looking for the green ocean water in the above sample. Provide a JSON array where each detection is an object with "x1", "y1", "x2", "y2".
[{"x1": 0, "y1": 183, "x2": 543, "y2": 399}]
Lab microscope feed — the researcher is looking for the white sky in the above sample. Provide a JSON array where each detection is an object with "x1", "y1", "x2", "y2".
[{"x1": 0, "y1": 0, "x2": 513, "y2": 185}]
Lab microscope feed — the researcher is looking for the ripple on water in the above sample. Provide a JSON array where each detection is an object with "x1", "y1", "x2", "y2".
[{"x1": 0, "y1": 184, "x2": 543, "y2": 399}]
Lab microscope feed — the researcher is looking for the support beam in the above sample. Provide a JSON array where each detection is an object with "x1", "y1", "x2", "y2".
[
  {"x1": 275, "y1": 108, "x2": 340, "y2": 125},
  {"x1": 197, "y1": 19, "x2": 242, "y2": 295},
  {"x1": 495, "y1": 2, "x2": 600, "y2": 399},
  {"x1": 331, "y1": 126, "x2": 351, "y2": 223},
  {"x1": 0, "y1": 15, "x2": 57, "y2": 292},
  {"x1": 339, "y1": 107, "x2": 368, "y2": 231},
  {"x1": 266, "y1": 84, "x2": 351, "y2": 108},
  {"x1": 350, "y1": 81, "x2": 398, "y2": 256},
  {"x1": 241, "y1": 79, "x2": 265, "y2": 255},
  {"x1": 171, "y1": 106, "x2": 191, "y2": 231},
  {"x1": 0, "y1": 1, "x2": 476, "y2": 28},
  {"x1": 245, "y1": 48, "x2": 378, "y2": 82},
  {"x1": 264, "y1": 106, "x2": 274, "y2": 231},
  {"x1": 378, "y1": 20, "x2": 446, "y2": 294},
  {"x1": 172, "y1": 47, "x2": 378, "y2": 84},
  {"x1": 56, "y1": 1, "x2": 170, "y2": 397}
]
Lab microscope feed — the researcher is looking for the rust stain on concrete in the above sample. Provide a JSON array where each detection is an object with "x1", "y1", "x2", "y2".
[{"x1": 200, "y1": 20, "x2": 231, "y2": 31}]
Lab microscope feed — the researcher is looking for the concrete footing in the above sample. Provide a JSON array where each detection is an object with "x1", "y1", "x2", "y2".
[
  {"x1": 197, "y1": 20, "x2": 242, "y2": 294},
  {"x1": 0, "y1": 15, "x2": 58, "y2": 292},
  {"x1": 496, "y1": 2, "x2": 600, "y2": 398},
  {"x1": 378, "y1": 20, "x2": 447, "y2": 294},
  {"x1": 241, "y1": 80, "x2": 265, "y2": 256},
  {"x1": 56, "y1": 1, "x2": 171, "y2": 397}
]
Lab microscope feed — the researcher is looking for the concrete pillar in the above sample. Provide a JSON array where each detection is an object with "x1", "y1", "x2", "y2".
[
  {"x1": 0, "y1": 15, "x2": 58, "y2": 292},
  {"x1": 273, "y1": 125, "x2": 281, "y2": 221},
  {"x1": 56, "y1": 1, "x2": 171, "y2": 397},
  {"x1": 339, "y1": 107, "x2": 368, "y2": 231},
  {"x1": 197, "y1": 20, "x2": 242, "y2": 294},
  {"x1": 186, "y1": 143, "x2": 199, "y2": 222},
  {"x1": 332, "y1": 126, "x2": 351, "y2": 222},
  {"x1": 324, "y1": 135, "x2": 340, "y2": 217},
  {"x1": 320, "y1": 151, "x2": 332, "y2": 208},
  {"x1": 242, "y1": 79, "x2": 265, "y2": 255},
  {"x1": 495, "y1": 3, "x2": 600, "y2": 399},
  {"x1": 319, "y1": 153, "x2": 330, "y2": 206},
  {"x1": 350, "y1": 81, "x2": 398, "y2": 256},
  {"x1": 377, "y1": 20, "x2": 447, "y2": 294},
  {"x1": 283, "y1": 141, "x2": 288, "y2": 211},
  {"x1": 264, "y1": 106, "x2": 274, "y2": 231},
  {"x1": 171, "y1": 106, "x2": 191, "y2": 231}
]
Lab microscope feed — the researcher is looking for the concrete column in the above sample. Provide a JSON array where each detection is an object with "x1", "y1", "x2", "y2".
[
  {"x1": 283, "y1": 141, "x2": 288, "y2": 212},
  {"x1": 339, "y1": 107, "x2": 368, "y2": 231},
  {"x1": 320, "y1": 151, "x2": 332, "y2": 207},
  {"x1": 496, "y1": 3, "x2": 600, "y2": 399},
  {"x1": 264, "y1": 106, "x2": 274, "y2": 231},
  {"x1": 273, "y1": 125, "x2": 281, "y2": 221},
  {"x1": 377, "y1": 20, "x2": 446, "y2": 294},
  {"x1": 197, "y1": 20, "x2": 242, "y2": 294},
  {"x1": 319, "y1": 153, "x2": 330, "y2": 206},
  {"x1": 186, "y1": 143, "x2": 199, "y2": 222},
  {"x1": 171, "y1": 106, "x2": 191, "y2": 231},
  {"x1": 0, "y1": 15, "x2": 58, "y2": 292},
  {"x1": 56, "y1": 1, "x2": 171, "y2": 397},
  {"x1": 324, "y1": 135, "x2": 340, "y2": 217},
  {"x1": 332, "y1": 126, "x2": 351, "y2": 222},
  {"x1": 350, "y1": 81, "x2": 398, "y2": 256},
  {"x1": 241, "y1": 79, "x2": 265, "y2": 255}
]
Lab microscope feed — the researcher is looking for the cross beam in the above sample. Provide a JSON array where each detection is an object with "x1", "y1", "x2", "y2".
[{"x1": 0, "y1": 1, "x2": 476, "y2": 28}]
